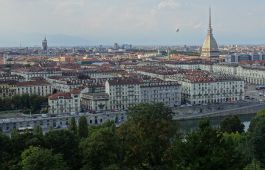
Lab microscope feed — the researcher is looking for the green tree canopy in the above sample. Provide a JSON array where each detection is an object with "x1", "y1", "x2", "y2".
[
  {"x1": 80, "y1": 122, "x2": 121, "y2": 170},
  {"x1": 44, "y1": 130, "x2": 80, "y2": 170},
  {"x1": 0, "y1": 133, "x2": 12, "y2": 169},
  {"x1": 33, "y1": 126, "x2": 43, "y2": 137},
  {"x1": 170, "y1": 120, "x2": 246, "y2": 170},
  {"x1": 220, "y1": 116, "x2": 245, "y2": 133},
  {"x1": 117, "y1": 103, "x2": 177, "y2": 170},
  {"x1": 78, "y1": 116, "x2": 88, "y2": 138},
  {"x1": 249, "y1": 113, "x2": 265, "y2": 167},
  {"x1": 69, "y1": 117, "x2": 77, "y2": 135},
  {"x1": 21, "y1": 146, "x2": 68, "y2": 170}
]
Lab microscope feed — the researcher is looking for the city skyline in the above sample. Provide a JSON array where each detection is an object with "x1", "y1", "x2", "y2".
[{"x1": 1, "y1": 0, "x2": 265, "y2": 46}]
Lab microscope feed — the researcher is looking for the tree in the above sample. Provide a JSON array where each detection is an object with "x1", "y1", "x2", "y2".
[
  {"x1": 33, "y1": 126, "x2": 43, "y2": 137},
  {"x1": 11, "y1": 131, "x2": 36, "y2": 154},
  {"x1": 0, "y1": 94, "x2": 47, "y2": 113},
  {"x1": 249, "y1": 113, "x2": 265, "y2": 167},
  {"x1": 249, "y1": 110, "x2": 265, "y2": 133},
  {"x1": 244, "y1": 160, "x2": 262, "y2": 170},
  {"x1": 78, "y1": 116, "x2": 88, "y2": 138},
  {"x1": 170, "y1": 120, "x2": 246, "y2": 170},
  {"x1": 21, "y1": 146, "x2": 68, "y2": 170},
  {"x1": 220, "y1": 116, "x2": 245, "y2": 133},
  {"x1": 69, "y1": 117, "x2": 77, "y2": 134},
  {"x1": 0, "y1": 133, "x2": 12, "y2": 169},
  {"x1": 117, "y1": 103, "x2": 177, "y2": 170},
  {"x1": 44, "y1": 130, "x2": 80, "y2": 170},
  {"x1": 80, "y1": 122, "x2": 121, "y2": 170}
]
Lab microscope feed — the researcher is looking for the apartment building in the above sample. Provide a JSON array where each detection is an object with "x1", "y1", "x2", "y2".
[
  {"x1": 169, "y1": 70, "x2": 245, "y2": 105},
  {"x1": 105, "y1": 78, "x2": 141, "y2": 110},
  {"x1": 16, "y1": 81, "x2": 53, "y2": 96},
  {"x1": 140, "y1": 80, "x2": 181, "y2": 107},
  {"x1": 81, "y1": 93, "x2": 110, "y2": 112},
  {"x1": 0, "y1": 80, "x2": 17, "y2": 98},
  {"x1": 48, "y1": 90, "x2": 81, "y2": 114},
  {"x1": 12, "y1": 67, "x2": 62, "y2": 81}
]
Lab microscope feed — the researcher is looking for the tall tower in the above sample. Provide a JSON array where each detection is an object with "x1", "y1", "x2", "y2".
[
  {"x1": 201, "y1": 8, "x2": 220, "y2": 58},
  {"x1": 42, "y1": 36, "x2": 48, "y2": 51}
]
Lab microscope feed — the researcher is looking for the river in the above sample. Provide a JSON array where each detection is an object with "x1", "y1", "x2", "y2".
[{"x1": 176, "y1": 113, "x2": 256, "y2": 132}]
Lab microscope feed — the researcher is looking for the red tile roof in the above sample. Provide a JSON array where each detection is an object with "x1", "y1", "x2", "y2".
[
  {"x1": 48, "y1": 92, "x2": 72, "y2": 100},
  {"x1": 16, "y1": 81, "x2": 51, "y2": 87}
]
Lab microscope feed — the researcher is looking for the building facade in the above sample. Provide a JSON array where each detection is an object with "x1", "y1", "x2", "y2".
[
  {"x1": 48, "y1": 90, "x2": 81, "y2": 114},
  {"x1": 105, "y1": 78, "x2": 141, "y2": 110},
  {"x1": 140, "y1": 80, "x2": 181, "y2": 107},
  {"x1": 0, "y1": 80, "x2": 17, "y2": 98},
  {"x1": 16, "y1": 81, "x2": 53, "y2": 96},
  {"x1": 81, "y1": 93, "x2": 110, "y2": 112},
  {"x1": 167, "y1": 70, "x2": 245, "y2": 105}
]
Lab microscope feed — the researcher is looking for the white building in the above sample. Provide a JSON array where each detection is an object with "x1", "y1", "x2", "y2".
[
  {"x1": 16, "y1": 81, "x2": 53, "y2": 96},
  {"x1": 48, "y1": 90, "x2": 81, "y2": 114},
  {"x1": 81, "y1": 93, "x2": 110, "y2": 112},
  {"x1": 140, "y1": 80, "x2": 181, "y2": 107},
  {"x1": 12, "y1": 67, "x2": 62, "y2": 81},
  {"x1": 168, "y1": 70, "x2": 245, "y2": 105},
  {"x1": 236, "y1": 66, "x2": 265, "y2": 85},
  {"x1": 0, "y1": 111, "x2": 127, "y2": 134},
  {"x1": 105, "y1": 77, "x2": 182, "y2": 110},
  {"x1": 105, "y1": 78, "x2": 141, "y2": 110},
  {"x1": 212, "y1": 64, "x2": 237, "y2": 75},
  {"x1": 165, "y1": 63, "x2": 265, "y2": 85}
]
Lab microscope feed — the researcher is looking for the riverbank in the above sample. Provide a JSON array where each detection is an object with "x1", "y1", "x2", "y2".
[
  {"x1": 173, "y1": 103, "x2": 265, "y2": 121},
  {"x1": 175, "y1": 113, "x2": 256, "y2": 132}
]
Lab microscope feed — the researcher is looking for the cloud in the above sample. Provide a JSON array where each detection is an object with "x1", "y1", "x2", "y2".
[
  {"x1": 158, "y1": 0, "x2": 181, "y2": 10},
  {"x1": 1, "y1": 0, "x2": 265, "y2": 46},
  {"x1": 193, "y1": 23, "x2": 203, "y2": 29}
]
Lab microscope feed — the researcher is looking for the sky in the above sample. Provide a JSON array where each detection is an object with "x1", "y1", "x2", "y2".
[{"x1": 0, "y1": 0, "x2": 265, "y2": 47}]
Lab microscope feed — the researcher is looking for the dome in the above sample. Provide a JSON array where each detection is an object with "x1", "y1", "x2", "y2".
[{"x1": 201, "y1": 32, "x2": 219, "y2": 57}]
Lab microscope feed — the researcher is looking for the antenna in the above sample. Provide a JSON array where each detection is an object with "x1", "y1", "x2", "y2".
[
  {"x1": 208, "y1": 7, "x2": 213, "y2": 34},
  {"x1": 209, "y1": 7, "x2": 211, "y2": 28}
]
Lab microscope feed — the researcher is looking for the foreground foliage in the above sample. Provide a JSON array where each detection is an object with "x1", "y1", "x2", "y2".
[{"x1": 0, "y1": 104, "x2": 264, "y2": 170}]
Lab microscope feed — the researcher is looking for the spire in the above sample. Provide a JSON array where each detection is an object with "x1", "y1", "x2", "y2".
[
  {"x1": 208, "y1": 7, "x2": 212, "y2": 34},
  {"x1": 201, "y1": 7, "x2": 220, "y2": 58}
]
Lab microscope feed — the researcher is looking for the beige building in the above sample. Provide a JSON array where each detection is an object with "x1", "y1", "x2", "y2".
[{"x1": 0, "y1": 80, "x2": 17, "y2": 98}]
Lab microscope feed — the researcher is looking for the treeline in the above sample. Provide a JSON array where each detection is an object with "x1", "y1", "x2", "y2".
[
  {"x1": 0, "y1": 94, "x2": 47, "y2": 114},
  {"x1": 0, "y1": 103, "x2": 265, "y2": 170}
]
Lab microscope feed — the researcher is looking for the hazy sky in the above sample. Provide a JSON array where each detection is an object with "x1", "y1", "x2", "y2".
[{"x1": 0, "y1": 0, "x2": 265, "y2": 46}]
